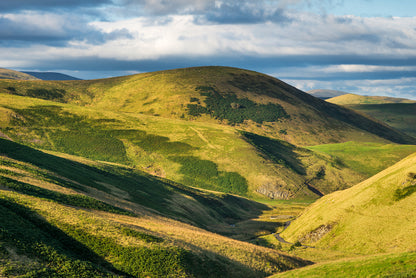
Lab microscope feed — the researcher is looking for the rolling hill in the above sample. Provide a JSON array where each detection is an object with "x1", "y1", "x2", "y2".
[
  {"x1": 0, "y1": 68, "x2": 39, "y2": 80},
  {"x1": 327, "y1": 93, "x2": 416, "y2": 105},
  {"x1": 281, "y1": 152, "x2": 416, "y2": 255},
  {"x1": 1, "y1": 66, "x2": 415, "y2": 146},
  {"x1": 22, "y1": 71, "x2": 82, "y2": 81},
  {"x1": 0, "y1": 67, "x2": 415, "y2": 200},
  {"x1": 1, "y1": 66, "x2": 416, "y2": 277},
  {"x1": 0, "y1": 137, "x2": 310, "y2": 277}
]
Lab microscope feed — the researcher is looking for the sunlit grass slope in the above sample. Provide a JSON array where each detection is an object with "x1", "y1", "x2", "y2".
[
  {"x1": 281, "y1": 152, "x2": 416, "y2": 255},
  {"x1": 308, "y1": 141, "x2": 416, "y2": 177},
  {"x1": 272, "y1": 251, "x2": 416, "y2": 278},
  {"x1": 327, "y1": 93, "x2": 416, "y2": 105},
  {"x1": 1, "y1": 66, "x2": 414, "y2": 146},
  {"x1": 0, "y1": 138, "x2": 310, "y2": 277}
]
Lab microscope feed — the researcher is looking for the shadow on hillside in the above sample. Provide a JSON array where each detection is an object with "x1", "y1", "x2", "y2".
[
  {"x1": 0, "y1": 198, "x2": 127, "y2": 276},
  {"x1": 0, "y1": 138, "x2": 269, "y2": 228},
  {"x1": 240, "y1": 132, "x2": 306, "y2": 175}
]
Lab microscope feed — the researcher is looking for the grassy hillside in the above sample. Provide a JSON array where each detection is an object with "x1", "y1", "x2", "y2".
[
  {"x1": 3, "y1": 93, "x2": 413, "y2": 199},
  {"x1": 327, "y1": 93, "x2": 416, "y2": 105},
  {"x1": 272, "y1": 251, "x2": 416, "y2": 278},
  {"x1": 281, "y1": 152, "x2": 416, "y2": 255},
  {"x1": 1, "y1": 66, "x2": 414, "y2": 146},
  {"x1": 0, "y1": 68, "x2": 39, "y2": 80},
  {"x1": 0, "y1": 138, "x2": 310, "y2": 277},
  {"x1": 344, "y1": 103, "x2": 416, "y2": 138}
]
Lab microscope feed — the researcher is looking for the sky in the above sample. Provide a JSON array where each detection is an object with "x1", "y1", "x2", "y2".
[{"x1": 1, "y1": 0, "x2": 416, "y2": 99}]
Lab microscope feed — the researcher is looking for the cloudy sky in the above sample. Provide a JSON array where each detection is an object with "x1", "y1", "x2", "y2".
[{"x1": 1, "y1": 0, "x2": 416, "y2": 99}]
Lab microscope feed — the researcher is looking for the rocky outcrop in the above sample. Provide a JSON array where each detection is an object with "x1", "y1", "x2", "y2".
[{"x1": 299, "y1": 224, "x2": 334, "y2": 243}]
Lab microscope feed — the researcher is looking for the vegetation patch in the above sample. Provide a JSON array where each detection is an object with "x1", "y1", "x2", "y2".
[
  {"x1": 25, "y1": 88, "x2": 67, "y2": 102},
  {"x1": 394, "y1": 172, "x2": 416, "y2": 201},
  {"x1": 170, "y1": 155, "x2": 248, "y2": 195},
  {"x1": 187, "y1": 86, "x2": 289, "y2": 124}
]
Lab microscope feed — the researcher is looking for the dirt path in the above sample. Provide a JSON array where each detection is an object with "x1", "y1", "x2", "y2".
[
  {"x1": 274, "y1": 221, "x2": 292, "y2": 244},
  {"x1": 189, "y1": 127, "x2": 217, "y2": 149}
]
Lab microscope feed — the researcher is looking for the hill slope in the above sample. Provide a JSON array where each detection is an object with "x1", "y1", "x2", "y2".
[
  {"x1": 0, "y1": 68, "x2": 39, "y2": 80},
  {"x1": 0, "y1": 137, "x2": 310, "y2": 277},
  {"x1": 327, "y1": 93, "x2": 416, "y2": 105},
  {"x1": 281, "y1": 152, "x2": 416, "y2": 255},
  {"x1": 307, "y1": 89, "x2": 347, "y2": 100},
  {"x1": 1, "y1": 66, "x2": 415, "y2": 146},
  {"x1": 0, "y1": 67, "x2": 415, "y2": 199}
]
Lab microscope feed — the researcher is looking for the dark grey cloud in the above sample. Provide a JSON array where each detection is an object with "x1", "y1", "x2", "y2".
[
  {"x1": 197, "y1": 2, "x2": 290, "y2": 24},
  {"x1": 0, "y1": 14, "x2": 133, "y2": 46}
]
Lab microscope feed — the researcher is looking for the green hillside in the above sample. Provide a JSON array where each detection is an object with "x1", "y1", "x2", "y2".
[
  {"x1": 0, "y1": 68, "x2": 39, "y2": 80},
  {"x1": 281, "y1": 152, "x2": 416, "y2": 255},
  {"x1": 1, "y1": 66, "x2": 416, "y2": 277},
  {"x1": 3, "y1": 93, "x2": 415, "y2": 199},
  {"x1": 344, "y1": 103, "x2": 416, "y2": 138},
  {"x1": 0, "y1": 138, "x2": 310, "y2": 277}
]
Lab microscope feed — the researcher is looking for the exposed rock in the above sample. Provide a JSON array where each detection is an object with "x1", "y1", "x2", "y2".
[
  {"x1": 300, "y1": 224, "x2": 334, "y2": 243},
  {"x1": 257, "y1": 182, "x2": 293, "y2": 199}
]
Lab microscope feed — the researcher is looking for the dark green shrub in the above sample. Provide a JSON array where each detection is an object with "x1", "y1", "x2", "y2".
[{"x1": 188, "y1": 86, "x2": 289, "y2": 124}]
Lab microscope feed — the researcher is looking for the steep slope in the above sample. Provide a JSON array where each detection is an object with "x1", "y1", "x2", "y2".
[
  {"x1": 1, "y1": 66, "x2": 415, "y2": 146},
  {"x1": 0, "y1": 68, "x2": 39, "y2": 80},
  {"x1": 281, "y1": 152, "x2": 416, "y2": 255},
  {"x1": 327, "y1": 93, "x2": 416, "y2": 105},
  {"x1": 0, "y1": 138, "x2": 310, "y2": 277}
]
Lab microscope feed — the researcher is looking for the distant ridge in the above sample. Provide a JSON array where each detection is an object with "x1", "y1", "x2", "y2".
[
  {"x1": 22, "y1": 71, "x2": 82, "y2": 81},
  {"x1": 327, "y1": 93, "x2": 416, "y2": 105},
  {"x1": 0, "y1": 68, "x2": 39, "y2": 80},
  {"x1": 307, "y1": 89, "x2": 348, "y2": 100}
]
